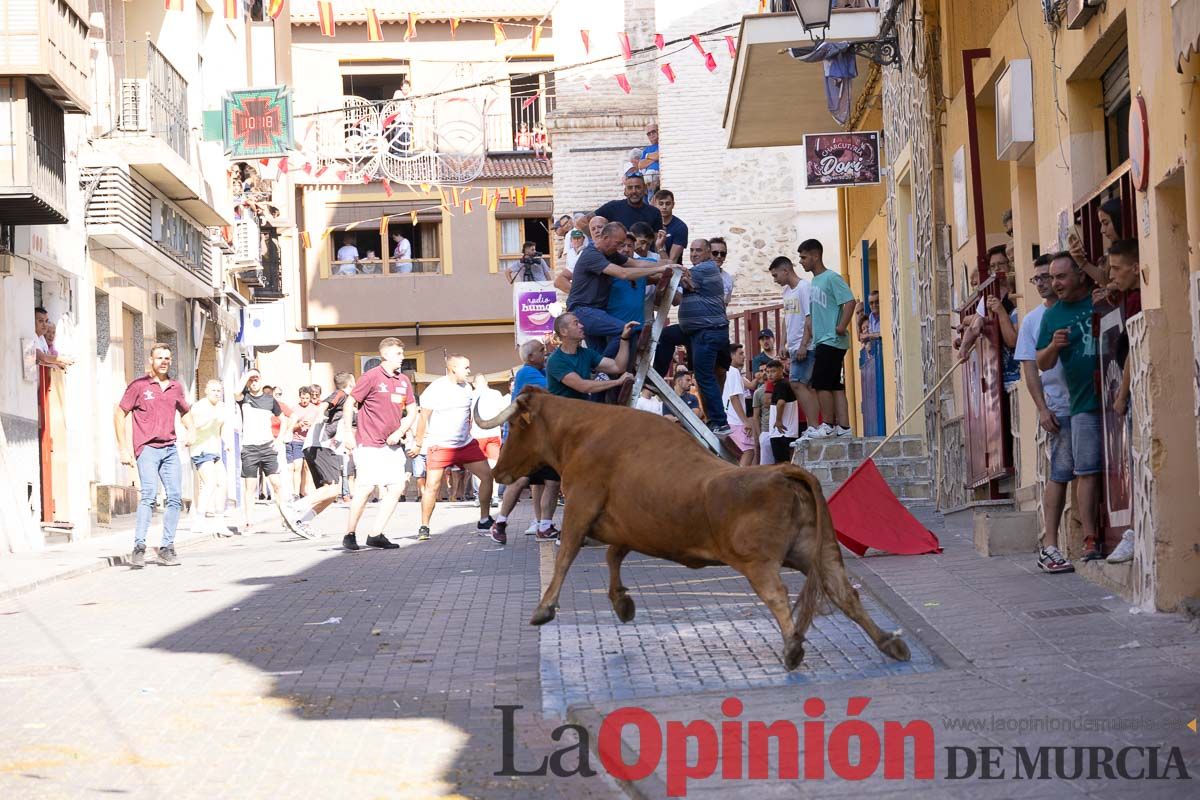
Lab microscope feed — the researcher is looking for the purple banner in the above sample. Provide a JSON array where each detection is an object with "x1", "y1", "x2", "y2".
[
  {"x1": 513, "y1": 282, "x2": 557, "y2": 345},
  {"x1": 803, "y1": 131, "x2": 881, "y2": 188}
]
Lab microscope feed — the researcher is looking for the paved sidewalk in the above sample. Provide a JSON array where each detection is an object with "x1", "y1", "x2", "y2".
[{"x1": 569, "y1": 508, "x2": 1200, "y2": 799}]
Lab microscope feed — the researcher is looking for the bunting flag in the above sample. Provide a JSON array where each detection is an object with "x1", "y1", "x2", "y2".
[
  {"x1": 267, "y1": 0, "x2": 284, "y2": 19},
  {"x1": 301, "y1": 161, "x2": 313, "y2": 174},
  {"x1": 758, "y1": 0, "x2": 768, "y2": 11},
  {"x1": 487, "y1": 191, "x2": 499, "y2": 211},
  {"x1": 618, "y1": 32, "x2": 632, "y2": 60},
  {"x1": 405, "y1": 12, "x2": 417, "y2": 41},
  {"x1": 690, "y1": 34, "x2": 705, "y2": 54},
  {"x1": 420, "y1": 183, "x2": 431, "y2": 193},
  {"x1": 654, "y1": 33, "x2": 665, "y2": 50},
  {"x1": 379, "y1": 215, "x2": 390, "y2": 238},
  {"x1": 516, "y1": 187, "x2": 528, "y2": 207},
  {"x1": 615, "y1": 74, "x2": 631, "y2": 94},
  {"x1": 463, "y1": 198, "x2": 473, "y2": 214},
  {"x1": 259, "y1": 157, "x2": 270, "y2": 166},
  {"x1": 506, "y1": 186, "x2": 514, "y2": 202},
  {"x1": 452, "y1": 187, "x2": 461, "y2": 207},
  {"x1": 532, "y1": 24, "x2": 543, "y2": 51},
  {"x1": 335, "y1": 170, "x2": 348, "y2": 182},
  {"x1": 725, "y1": 35, "x2": 737, "y2": 58},
  {"x1": 223, "y1": 0, "x2": 237, "y2": 20},
  {"x1": 410, "y1": 210, "x2": 419, "y2": 226},
  {"x1": 301, "y1": 231, "x2": 312, "y2": 249},
  {"x1": 164, "y1": 0, "x2": 183, "y2": 10},
  {"x1": 521, "y1": 93, "x2": 538, "y2": 110},
  {"x1": 366, "y1": 8, "x2": 383, "y2": 41},
  {"x1": 314, "y1": 164, "x2": 328, "y2": 178},
  {"x1": 493, "y1": 23, "x2": 506, "y2": 46},
  {"x1": 450, "y1": 18, "x2": 460, "y2": 38},
  {"x1": 322, "y1": 228, "x2": 334, "y2": 241},
  {"x1": 317, "y1": 1, "x2": 335, "y2": 37},
  {"x1": 661, "y1": 63, "x2": 676, "y2": 83},
  {"x1": 704, "y1": 52, "x2": 717, "y2": 72},
  {"x1": 382, "y1": 181, "x2": 393, "y2": 198},
  {"x1": 580, "y1": 29, "x2": 590, "y2": 54},
  {"x1": 361, "y1": 173, "x2": 371, "y2": 184},
  {"x1": 277, "y1": 156, "x2": 290, "y2": 174},
  {"x1": 583, "y1": 82, "x2": 591, "y2": 91}
]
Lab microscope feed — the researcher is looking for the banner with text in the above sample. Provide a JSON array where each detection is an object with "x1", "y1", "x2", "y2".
[
  {"x1": 513, "y1": 281, "x2": 557, "y2": 345},
  {"x1": 804, "y1": 131, "x2": 881, "y2": 189}
]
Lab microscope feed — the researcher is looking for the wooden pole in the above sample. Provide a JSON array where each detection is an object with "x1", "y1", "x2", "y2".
[{"x1": 865, "y1": 357, "x2": 967, "y2": 463}]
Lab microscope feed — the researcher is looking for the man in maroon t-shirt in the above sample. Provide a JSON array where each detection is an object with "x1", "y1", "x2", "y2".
[
  {"x1": 113, "y1": 343, "x2": 193, "y2": 568},
  {"x1": 338, "y1": 337, "x2": 418, "y2": 551}
]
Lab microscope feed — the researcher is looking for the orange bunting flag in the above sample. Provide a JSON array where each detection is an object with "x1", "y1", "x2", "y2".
[
  {"x1": 532, "y1": 24, "x2": 543, "y2": 51},
  {"x1": 259, "y1": 157, "x2": 270, "y2": 166},
  {"x1": 516, "y1": 187, "x2": 528, "y2": 207},
  {"x1": 267, "y1": 0, "x2": 284, "y2": 19},
  {"x1": 580, "y1": 29, "x2": 590, "y2": 54},
  {"x1": 164, "y1": 0, "x2": 183, "y2": 10},
  {"x1": 704, "y1": 52, "x2": 717, "y2": 72},
  {"x1": 379, "y1": 215, "x2": 390, "y2": 238},
  {"x1": 487, "y1": 191, "x2": 499, "y2": 211},
  {"x1": 618, "y1": 32, "x2": 632, "y2": 60},
  {"x1": 223, "y1": 0, "x2": 237, "y2": 20},
  {"x1": 405, "y1": 13, "x2": 417, "y2": 41},
  {"x1": 661, "y1": 63, "x2": 676, "y2": 83},
  {"x1": 366, "y1": 8, "x2": 383, "y2": 41},
  {"x1": 410, "y1": 210, "x2": 419, "y2": 226},
  {"x1": 521, "y1": 93, "x2": 537, "y2": 110},
  {"x1": 690, "y1": 34, "x2": 705, "y2": 54},
  {"x1": 450, "y1": 18, "x2": 460, "y2": 38},
  {"x1": 725, "y1": 35, "x2": 737, "y2": 58},
  {"x1": 616, "y1": 74, "x2": 631, "y2": 94},
  {"x1": 758, "y1": 0, "x2": 768, "y2": 11},
  {"x1": 452, "y1": 187, "x2": 461, "y2": 207},
  {"x1": 317, "y1": 1, "x2": 335, "y2": 37},
  {"x1": 506, "y1": 186, "x2": 514, "y2": 202},
  {"x1": 464, "y1": 198, "x2": 473, "y2": 214},
  {"x1": 654, "y1": 33, "x2": 665, "y2": 50},
  {"x1": 493, "y1": 23, "x2": 506, "y2": 46},
  {"x1": 301, "y1": 231, "x2": 312, "y2": 249}
]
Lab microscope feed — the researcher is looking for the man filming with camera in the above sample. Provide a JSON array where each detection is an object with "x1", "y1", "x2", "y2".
[{"x1": 506, "y1": 241, "x2": 553, "y2": 283}]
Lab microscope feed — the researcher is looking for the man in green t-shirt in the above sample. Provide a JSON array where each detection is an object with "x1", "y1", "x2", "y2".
[
  {"x1": 1036, "y1": 252, "x2": 1103, "y2": 561},
  {"x1": 546, "y1": 313, "x2": 638, "y2": 400},
  {"x1": 798, "y1": 238, "x2": 856, "y2": 439}
]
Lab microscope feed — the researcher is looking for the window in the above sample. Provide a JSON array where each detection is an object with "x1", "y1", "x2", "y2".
[
  {"x1": 497, "y1": 216, "x2": 553, "y2": 277},
  {"x1": 1101, "y1": 50, "x2": 1131, "y2": 175},
  {"x1": 341, "y1": 63, "x2": 410, "y2": 103},
  {"x1": 328, "y1": 212, "x2": 442, "y2": 277},
  {"x1": 489, "y1": 58, "x2": 555, "y2": 152}
]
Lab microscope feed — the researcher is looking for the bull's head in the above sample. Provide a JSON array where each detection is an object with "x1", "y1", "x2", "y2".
[{"x1": 473, "y1": 386, "x2": 549, "y2": 484}]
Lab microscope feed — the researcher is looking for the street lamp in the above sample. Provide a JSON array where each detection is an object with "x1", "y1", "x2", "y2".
[{"x1": 792, "y1": 0, "x2": 833, "y2": 34}]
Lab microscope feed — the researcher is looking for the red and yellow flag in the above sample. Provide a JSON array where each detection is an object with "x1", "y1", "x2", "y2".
[
  {"x1": 615, "y1": 74, "x2": 631, "y2": 94},
  {"x1": 223, "y1": 0, "x2": 237, "y2": 20},
  {"x1": 379, "y1": 215, "x2": 390, "y2": 238},
  {"x1": 661, "y1": 63, "x2": 676, "y2": 84},
  {"x1": 404, "y1": 13, "x2": 417, "y2": 41},
  {"x1": 450, "y1": 18, "x2": 460, "y2": 38},
  {"x1": 164, "y1": 0, "x2": 183, "y2": 11},
  {"x1": 690, "y1": 34, "x2": 705, "y2": 54},
  {"x1": 317, "y1": 1, "x2": 335, "y2": 37},
  {"x1": 300, "y1": 231, "x2": 312, "y2": 249},
  {"x1": 267, "y1": 0, "x2": 285, "y2": 19},
  {"x1": 654, "y1": 33, "x2": 664, "y2": 50},
  {"x1": 580, "y1": 29, "x2": 590, "y2": 54},
  {"x1": 618, "y1": 32, "x2": 632, "y2": 60},
  {"x1": 493, "y1": 23, "x2": 506, "y2": 46},
  {"x1": 463, "y1": 198, "x2": 473, "y2": 214},
  {"x1": 487, "y1": 190, "x2": 499, "y2": 211},
  {"x1": 532, "y1": 24, "x2": 543, "y2": 51},
  {"x1": 410, "y1": 210, "x2": 419, "y2": 226},
  {"x1": 366, "y1": 8, "x2": 383, "y2": 41},
  {"x1": 704, "y1": 52, "x2": 717, "y2": 72},
  {"x1": 725, "y1": 35, "x2": 737, "y2": 58},
  {"x1": 314, "y1": 164, "x2": 328, "y2": 178},
  {"x1": 516, "y1": 187, "x2": 528, "y2": 207},
  {"x1": 452, "y1": 187, "x2": 461, "y2": 207},
  {"x1": 277, "y1": 156, "x2": 290, "y2": 174},
  {"x1": 382, "y1": 181, "x2": 393, "y2": 198}
]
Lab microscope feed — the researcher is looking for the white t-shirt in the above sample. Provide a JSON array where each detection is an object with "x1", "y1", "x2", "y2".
[
  {"x1": 391, "y1": 237, "x2": 413, "y2": 273},
  {"x1": 768, "y1": 397, "x2": 800, "y2": 439},
  {"x1": 722, "y1": 368, "x2": 748, "y2": 423},
  {"x1": 1014, "y1": 302, "x2": 1071, "y2": 417},
  {"x1": 190, "y1": 400, "x2": 229, "y2": 456},
  {"x1": 634, "y1": 395, "x2": 663, "y2": 415},
  {"x1": 721, "y1": 270, "x2": 735, "y2": 306},
  {"x1": 781, "y1": 281, "x2": 811, "y2": 354},
  {"x1": 564, "y1": 241, "x2": 586, "y2": 271},
  {"x1": 470, "y1": 386, "x2": 509, "y2": 440},
  {"x1": 419, "y1": 376, "x2": 475, "y2": 449},
  {"x1": 336, "y1": 244, "x2": 359, "y2": 263}
]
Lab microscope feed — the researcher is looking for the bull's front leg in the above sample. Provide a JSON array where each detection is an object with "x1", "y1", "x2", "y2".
[
  {"x1": 530, "y1": 501, "x2": 600, "y2": 626},
  {"x1": 606, "y1": 545, "x2": 635, "y2": 623}
]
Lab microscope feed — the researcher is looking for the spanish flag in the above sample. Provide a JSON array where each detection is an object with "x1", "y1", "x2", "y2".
[
  {"x1": 404, "y1": 13, "x2": 417, "y2": 41},
  {"x1": 493, "y1": 23, "x2": 506, "y2": 46},
  {"x1": 410, "y1": 210, "x2": 419, "y2": 226},
  {"x1": 618, "y1": 32, "x2": 632, "y2": 60},
  {"x1": 463, "y1": 198, "x2": 473, "y2": 214},
  {"x1": 366, "y1": 8, "x2": 383, "y2": 41},
  {"x1": 267, "y1": 0, "x2": 285, "y2": 19},
  {"x1": 301, "y1": 231, "x2": 312, "y2": 249},
  {"x1": 164, "y1": 0, "x2": 183, "y2": 11},
  {"x1": 452, "y1": 187, "x2": 461, "y2": 207},
  {"x1": 516, "y1": 187, "x2": 527, "y2": 207},
  {"x1": 223, "y1": 0, "x2": 237, "y2": 20},
  {"x1": 487, "y1": 191, "x2": 499, "y2": 211},
  {"x1": 532, "y1": 24, "x2": 543, "y2": 52},
  {"x1": 379, "y1": 215, "x2": 390, "y2": 239},
  {"x1": 382, "y1": 180, "x2": 393, "y2": 198},
  {"x1": 450, "y1": 18, "x2": 460, "y2": 39},
  {"x1": 317, "y1": 1, "x2": 335, "y2": 37}
]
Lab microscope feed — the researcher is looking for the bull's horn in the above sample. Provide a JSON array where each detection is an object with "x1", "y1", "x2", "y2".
[{"x1": 474, "y1": 399, "x2": 520, "y2": 430}]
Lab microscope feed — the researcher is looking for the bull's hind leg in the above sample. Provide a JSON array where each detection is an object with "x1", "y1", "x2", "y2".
[
  {"x1": 530, "y1": 499, "x2": 601, "y2": 626},
  {"x1": 736, "y1": 562, "x2": 804, "y2": 671},
  {"x1": 606, "y1": 545, "x2": 635, "y2": 623},
  {"x1": 822, "y1": 555, "x2": 911, "y2": 662}
]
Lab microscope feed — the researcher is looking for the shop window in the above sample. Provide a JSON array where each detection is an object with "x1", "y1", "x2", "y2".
[
  {"x1": 497, "y1": 216, "x2": 552, "y2": 275},
  {"x1": 329, "y1": 220, "x2": 441, "y2": 276},
  {"x1": 1101, "y1": 50, "x2": 1130, "y2": 175}
]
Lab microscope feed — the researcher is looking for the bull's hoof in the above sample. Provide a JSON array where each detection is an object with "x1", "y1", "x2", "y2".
[
  {"x1": 783, "y1": 638, "x2": 806, "y2": 671},
  {"x1": 613, "y1": 594, "x2": 636, "y2": 623},
  {"x1": 530, "y1": 606, "x2": 557, "y2": 626},
  {"x1": 880, "y1": 635, "x2": 911, "y2": 662}
]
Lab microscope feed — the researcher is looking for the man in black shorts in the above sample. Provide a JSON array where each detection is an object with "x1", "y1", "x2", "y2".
[
  {"x1": 235, "y1": 370, "x2": 309, "y2": 536},
  {"x1": 291, "y1": 372, "x2": 357, "y2": 535}
]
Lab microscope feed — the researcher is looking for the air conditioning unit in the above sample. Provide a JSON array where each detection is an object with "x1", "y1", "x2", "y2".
[
  {"x1": 996, "y1": 60, "x2": 1034, "y2": 162},
  {"x1": 119, "y1": 79, "x2": 149, "y2": 132},
  {"x1": 0, "y1": 252, "x2": 14, "y2": 276},
  {"x1": 1065, "y1": 0, "x2": 1100, "y2": 30},
  {"x1": 232, "y1": 217, "x2": 260, "y2": 265}
]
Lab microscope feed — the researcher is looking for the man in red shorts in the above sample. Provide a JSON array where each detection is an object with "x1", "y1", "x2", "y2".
[{"x1": 410, "y1": 354, "x2": 495, "y2": 541}]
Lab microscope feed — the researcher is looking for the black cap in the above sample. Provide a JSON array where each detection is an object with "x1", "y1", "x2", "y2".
[{"x1": 758, "y1": 329, "x2": 775, "y2": 339}]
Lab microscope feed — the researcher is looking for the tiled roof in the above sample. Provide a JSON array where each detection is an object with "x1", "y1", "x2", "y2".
[
  {"x1": 481, "y1": 155, "x2": 553, "y2": 179},
  {"x1": 289, "y1": 0, "x2": 550, "y2": 23}
]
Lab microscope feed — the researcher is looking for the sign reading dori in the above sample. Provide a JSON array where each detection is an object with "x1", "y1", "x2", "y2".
[{"x1": 804, "y1": 131, "x2": 882, "y2": 189}]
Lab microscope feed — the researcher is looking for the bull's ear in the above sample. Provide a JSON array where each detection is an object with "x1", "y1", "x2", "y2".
[{"x1": 519, "y1": 411, "x2": 533, "y2": 426}]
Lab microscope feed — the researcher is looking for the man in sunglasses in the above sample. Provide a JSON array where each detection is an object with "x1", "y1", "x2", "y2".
[{"x1": 709, "y1": 237, "x2": 734, "y2": 306}]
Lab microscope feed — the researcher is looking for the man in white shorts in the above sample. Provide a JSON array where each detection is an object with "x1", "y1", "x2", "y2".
[{"x1": 339, "y1": 337, "x2": 418, "y2": 551}]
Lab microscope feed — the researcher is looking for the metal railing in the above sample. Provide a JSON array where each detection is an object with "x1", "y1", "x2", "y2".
[
  {"x1": 485, "y1": 102, "x2": 551, "y2": 154},
  {"x1": 25, "y1": 82, "x2": 67, "y2": 213},
  {"x1": 330, "y1": 257, "x2": 442, "y2": 276},
  {"x1": 768, "y1": 0, "x2": 879, "y2": 11},
  {"x1": 112, "y1": 39, "x2": 192, "y2": 163}
]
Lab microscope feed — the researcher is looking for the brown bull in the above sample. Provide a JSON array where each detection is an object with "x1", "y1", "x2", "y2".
[{"x1": 475, "y1": 387, "x2": 910, "y2": 670}]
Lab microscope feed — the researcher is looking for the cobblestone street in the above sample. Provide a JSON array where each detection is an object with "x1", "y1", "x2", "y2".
[{"x1": 1, "y1": 500, "x2": 1197, "y2": 799}]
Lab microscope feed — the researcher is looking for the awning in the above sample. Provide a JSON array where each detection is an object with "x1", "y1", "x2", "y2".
[
  {"x1": 723, "y1": 8, "x2": 883, "y2": 149},
  {"x1": 1174, "y1": 0, "x2": 1200, "y2": 72}
]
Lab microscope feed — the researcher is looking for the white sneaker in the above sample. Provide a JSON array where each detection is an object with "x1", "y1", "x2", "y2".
[
  {"x1": 801, "y1": 424, "x2": 833, "y2": 440},
  {"x1": 524, "y1": 521, "x2": 540, "y2": 535},
  {"x1": 835, "y1": 425, "x2": 853, "y2": 437},
  {"x1": 1106, "y1": 530, "x2": 1135, "y2": 563}
]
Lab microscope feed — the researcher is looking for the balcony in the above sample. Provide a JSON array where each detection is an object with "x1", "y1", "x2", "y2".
[
  {"x1": 724, "y1": 4, "x2": 884, "y2": 148},
  {"x1": 0, "y1": 0, "x2": 90, "y2": 113},
  {"x1": 0, "y1": 78, "x2": 67, "y2": 224},
  {"x1": 82, "y1": 41, "x2": 232, "y2": 226}
]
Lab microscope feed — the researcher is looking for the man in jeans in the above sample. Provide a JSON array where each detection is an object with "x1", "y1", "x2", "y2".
[
  {"x1": 679, "y1": 238, "x2": 732, "y2": 436},
  {"x1": 798, "y1": 238, "x2": 855, "y2": 439},
  {"x1": 113, "y1": 343, "x2": 193, "y2": 568},
  {"x1": 1015, "y1": 254, "x2": 1075, "y2": 573},
  {"x1": 1036, "y1": 252, "x2": 1104, "y2": 563}
]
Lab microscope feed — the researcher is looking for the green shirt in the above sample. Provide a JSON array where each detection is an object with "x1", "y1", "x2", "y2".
[
  {"x1": 1035, "y1": 296, "x2": 1098, "y2": 415},
  {"x1": 547, "y1": 346, "x2": 605, "y2": 400},
  {"x1": 809, "y1": 270, "x2": 856, "y2": 349}
]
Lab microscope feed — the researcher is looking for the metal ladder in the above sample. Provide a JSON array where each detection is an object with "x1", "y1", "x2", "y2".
[{"x1": 625, "y1": 266, "x2": 736, "y2": 463}]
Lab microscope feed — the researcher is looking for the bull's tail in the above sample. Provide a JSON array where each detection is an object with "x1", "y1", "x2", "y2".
[{"x1": 779, "y1": 464, "x2": 835, "y2": 638}]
